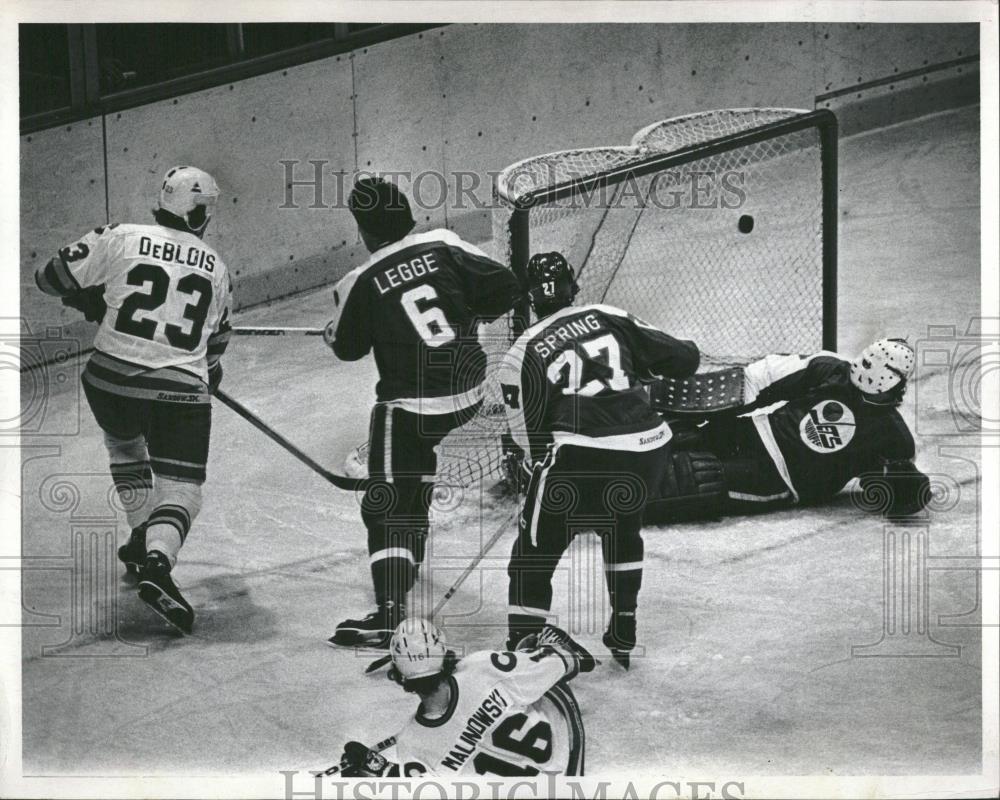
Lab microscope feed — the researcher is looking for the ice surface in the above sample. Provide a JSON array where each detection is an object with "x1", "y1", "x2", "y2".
[{"x1": 19, "y1": 106, "x2": 982, "y2": 776}]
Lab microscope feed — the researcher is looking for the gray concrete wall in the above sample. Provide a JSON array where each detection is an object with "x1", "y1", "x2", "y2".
[{"x1": 20, "y1": 23, "x2": 979, "y2": 348}]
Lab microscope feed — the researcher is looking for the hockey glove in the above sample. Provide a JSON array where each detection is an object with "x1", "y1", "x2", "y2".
[
  {"x1": 207, "y1": 361, "x2": 223, "y2": 394},
  {"x1": 61, "y1": 284, "x2": 107, "y2": 324},
  {"x1": 339, "y1": 741, "x2": 390, "y2": 778},
  {"x1": 501, "y1": 447, "x2": 531, "y2": 495},
  {"x1": 860, "y1": 460, "x2": 931, "y2": 519},
  {"x1": 536, "y1": 624, "x2": 599, "y2": 673}
]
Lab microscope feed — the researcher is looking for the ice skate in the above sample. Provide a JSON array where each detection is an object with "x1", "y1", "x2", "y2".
[
  {"x1": 327, "y1": 601, "x2": 404, "y2": 649},
  {"x1": 138, "y1": 551, "x2": 195, "y2": 634},
  {"x1": 117, "y1": 524, "x2": 147, "y2": 579},
  {"x1": 603, "y1": 611, "x2": 637, "y2": 670}
]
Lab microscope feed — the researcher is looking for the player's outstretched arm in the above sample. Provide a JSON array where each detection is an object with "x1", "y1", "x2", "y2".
[
  {"x1": 743, "y1": 352, "x2": 843, "y2": 407},
  {"x1": 617, "y1": 314, "x2": 700, "y2": 380},
  {"x1": 516, "y1": 624, "x2": 599, "y2": 681}
]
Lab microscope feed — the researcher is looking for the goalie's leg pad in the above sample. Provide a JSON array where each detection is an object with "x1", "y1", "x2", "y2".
[
  {"x1": 719, "y1": 456, "x2": 793, "y2": 508},
  {"x1": 646, "y1": 450, "x2": 726, "y2": 522}
]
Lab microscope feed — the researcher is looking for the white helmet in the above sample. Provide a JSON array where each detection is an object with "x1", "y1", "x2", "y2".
[
  {"x1": 157, "y1": 166, "x2": 219, "y2": 233},
  {"x1": 390, "y1": 618, "x2": 447, "y2": 680},
  {"x1": 850, "y1": 338, "x2": 915, "y2": 404}
]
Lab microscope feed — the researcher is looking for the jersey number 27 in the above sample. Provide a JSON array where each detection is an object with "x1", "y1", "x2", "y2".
[{"x1": 547, "y1": 333, "x2": 629, "y2": 395}]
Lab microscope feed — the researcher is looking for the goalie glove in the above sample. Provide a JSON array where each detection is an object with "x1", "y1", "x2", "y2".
[
  {"x1": 859, "y1": 460, "x2": 930, "y2": 519},
  {"x1": 517, "y1": 624, "x2": 599, "y2": 674},
  {"x1": 339, "y1": 741, "x2": 391, "y2": 778},
  {"x1": 501, "y1": 446, "x2": 531, "y2": 495},
  {"x1": 61, "y1": 284, "x2": 107, "y2": 324}
]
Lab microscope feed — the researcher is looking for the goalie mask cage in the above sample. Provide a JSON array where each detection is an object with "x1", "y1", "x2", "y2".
[{"x1": 442, "y1": 108, "x2": 836, "y2": 488}]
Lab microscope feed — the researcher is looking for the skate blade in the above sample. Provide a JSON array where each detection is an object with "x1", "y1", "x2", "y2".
[
  {"x1": 610, "y1": 649, "x2": 631, "y2": 670},
  {"x1": 119, "y1": 552, "x2": 143, "y2": 575},
  {"x1": 138, "y1": 581, "x2": 193, "y2": 635},
  {"x1": 365, "y1": 655, "x2": 391, "y2": 673},
  {"x1": 325, "y1": 631, "x2": 391, "y2": 650}
]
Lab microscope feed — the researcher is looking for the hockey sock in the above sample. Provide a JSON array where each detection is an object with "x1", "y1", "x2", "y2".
[
  {"x1": 103, "y1": 433, "x2": 154, "y2": 530},
  {"x1": 603, "y1": 532, "x2": 644, "y2": 614},
  {"x1": 111, "y1": 460, "x2": 154, "y2": 529},
  {"x1": 145, "y1": 478, "x2": 201, "y2": 568},
  {"x1": 145, "y1": 513, "x2": 187, "y2": 568},
  {"x1": 409, "y1": 528, "x2": 428, "y2": 567},
  {"x1": 370, "y1": 556, "x2": 415, "y2": 608},
  {"x1": 604, "y1": 566, "x2": 643, "y2": 615}
]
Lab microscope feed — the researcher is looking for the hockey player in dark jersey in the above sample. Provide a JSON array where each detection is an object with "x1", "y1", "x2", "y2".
[
  {"x1": 324, "y1": 178, "x2": 521, "y2": 647},
  {"x1": 499, "y1": 252, "x2": 699, "y2": 667},
  {"x1": 645, "y1": 339, "x2": 929, "y2": 522}
]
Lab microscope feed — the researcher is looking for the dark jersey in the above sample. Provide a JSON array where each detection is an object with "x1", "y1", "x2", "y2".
[
  {"x1": 499, "y1": 303, "x2": 699, "y2": 464},
  {"x1": 326, "y1": 229, "x2": 520, "y2": 411},
  {"x1": 743, "y1": 353, "x2": 915, "y2": 502}
]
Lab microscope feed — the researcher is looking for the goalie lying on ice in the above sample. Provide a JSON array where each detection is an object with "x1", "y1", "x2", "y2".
[
  {"x1": 338, "y1": 619, "x2": 592, "y2": 777},
  {"x1": 644, "y1": 339, "x2": 930, "y2": 522}
]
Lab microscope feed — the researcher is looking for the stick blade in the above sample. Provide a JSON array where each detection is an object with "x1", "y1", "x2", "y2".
[{"x1": 365, "y1": 654, "x2": 391, "y2": 674}]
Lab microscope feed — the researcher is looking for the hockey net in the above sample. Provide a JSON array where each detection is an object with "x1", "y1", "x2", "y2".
[{"x1": 355, "y1": 108, "x2": 837, "y2": 489}]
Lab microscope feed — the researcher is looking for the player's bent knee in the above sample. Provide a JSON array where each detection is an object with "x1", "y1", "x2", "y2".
[{"x1": 102, "y1": 431, "x2": 148, "y2": 464}]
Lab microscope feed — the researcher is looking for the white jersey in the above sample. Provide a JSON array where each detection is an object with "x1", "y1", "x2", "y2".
[
  {"x1": 392, "y1": 649, "x2": 585, "y2": 777},
  {"x1": 53, "y1": 222, "x2": 231, "y2": 381}
]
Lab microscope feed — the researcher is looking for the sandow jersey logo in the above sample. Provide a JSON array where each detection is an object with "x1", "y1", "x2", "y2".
[{"x1": 799, "y1": 400, "x2": 856, "y2": 453}]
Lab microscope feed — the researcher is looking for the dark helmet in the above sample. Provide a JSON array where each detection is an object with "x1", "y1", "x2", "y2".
[
  {"x1": 526, "y1": 251, "x2": 579, "y2": 316},
  {"x1": 349, "y1": 177, "x2": 416, "y2": 244}
]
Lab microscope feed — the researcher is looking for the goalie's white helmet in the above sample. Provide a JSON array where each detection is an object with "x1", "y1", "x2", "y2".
[
  {"x1": 157, "y1": 166, "x2": 219, "y2": 232},
  {"x1": 390, "y1": 618, "x2": 447, "y2": 680},
  {"x1": 850, "y1": 338, "x2": 915, "y2": 404}
]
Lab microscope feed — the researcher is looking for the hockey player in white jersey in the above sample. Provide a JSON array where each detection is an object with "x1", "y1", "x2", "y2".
[
  {"x1": 337, "y1": 618, "x2": 594, "y2": 777},
  {"x1": 35, "y1": 165, "x2": 232, "y2": 633}
]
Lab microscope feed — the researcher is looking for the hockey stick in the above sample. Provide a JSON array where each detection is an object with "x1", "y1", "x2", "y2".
[
  {"x1": 233, "y1": 325, "x2": 324, "y2": 336},
  {"x1": 364, "y1": 509, "x2": 517, "y2": 674},
  {"x1": 214, "y1": 389, "x2": 367, "y2": 492},
  {"x1": 313, "y1": 734, "x2": 397, "y2": 777}
]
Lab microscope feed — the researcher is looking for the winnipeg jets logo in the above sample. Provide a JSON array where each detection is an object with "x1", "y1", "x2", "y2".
[{"x1": 799, "y1": 400, "x2": 856, "y2": 453}]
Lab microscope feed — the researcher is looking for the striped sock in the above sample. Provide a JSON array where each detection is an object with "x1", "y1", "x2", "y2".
[
  {"x1": 110, "y1": 460, "x2": 153, "y2": 529},
  {"x1": 145, "y1": 504, "x2": 192, "y2": 569}
]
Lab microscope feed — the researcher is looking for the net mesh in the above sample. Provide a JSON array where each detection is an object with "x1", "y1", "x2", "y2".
[{"x1": 437, "y1": 109, "x2": 829, "y2": 488}]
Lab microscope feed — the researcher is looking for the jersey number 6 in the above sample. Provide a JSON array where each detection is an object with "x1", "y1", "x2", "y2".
[
  {"x1": 400, "y1": 285, "x2": 457, "y2": 347},
  {"x1": 115, "y1": 263, "x2": 214, "y2": 352}
]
